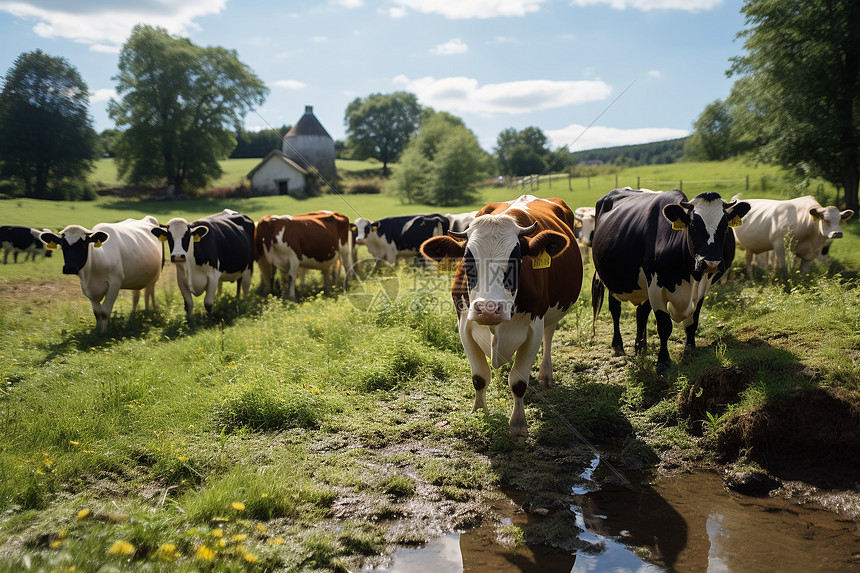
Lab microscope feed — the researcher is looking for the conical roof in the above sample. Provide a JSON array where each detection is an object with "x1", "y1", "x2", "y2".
[{"x1": 285, "y1": 105, "x2": 332, "y2": 139}]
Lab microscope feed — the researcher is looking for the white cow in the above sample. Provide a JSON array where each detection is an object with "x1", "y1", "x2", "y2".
[
  {"x1": 444, "y1": 211, "x2": 478, "y2": 233},
  {"x1": 41, "y1": 217, "x2": 162, "y2": 332},
  {"x1": 730, "y1": 195, "x2": 854, "y2": 277},
  {"x1": 573, "y1": 206, "x2": 596, "y2": 263}
]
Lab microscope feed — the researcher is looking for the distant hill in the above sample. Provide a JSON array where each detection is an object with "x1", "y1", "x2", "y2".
[{"x1": 568, "y1": 137, "x2": 688, "y2": 166}]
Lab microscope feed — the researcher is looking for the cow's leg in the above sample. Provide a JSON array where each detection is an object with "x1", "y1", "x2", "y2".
[
  {"x1": 144, "y1": 282, "x2": 156, "y2": 311},
  {"x1": 773, "y1": 238, "x2": 787, "y2": 273},
  {"x1": 287, "y1": 265, "x2": 298, "y2": 300},
  {"x1": 684, "y1": 297, "x2": 705, "y2": 350},
  {"x1": 508, "y1": 322, "x2": 543, "y2": 443},
  {"x1": 745, "y1": 249, "x2": 755, "y2": 279},
  {"x1": 257, "y1": 257, "x2": 274, "y2": 295},
  {"x1": 241, "y1": 269, "x2": 251, "y2": 297},
  {"x1": 131, "y1": 289, "x2": 141, "y2": 314},
  {"x1": 634, "y1": 300, "x2": 651, "y2": 355},
  {"x1": 608, "y1": 295, "x2": 625, "y2": 356},
  {"x1": 460, "y1": 322, "x2": 492, "y2": 412},
  {"x1": 203, "y1": 279, "x2": 218, "y2": 314},
  {"x1": 537, "y1": 322, "x2": 557, "y2": 388},
  {"x1": 799, "y1": 257, "x2": 813, "y2": 274},
  {"x1": 654, "y1": 308, "x2": 673, "y2": 373}
]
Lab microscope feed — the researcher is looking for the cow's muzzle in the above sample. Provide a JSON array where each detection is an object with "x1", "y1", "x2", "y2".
[
  {"x1": 469, "y1": 300, "x2": 511, "y2": 325},
  {"x1": 171, "y1": 254, "x2": 186, "y2": 263},
  {"x1": 704, "y1": 260, "x2": 721, "y2": 274},
  {"x1": 355, "y1": 238, "x2": 365, "y2": 245},
  {"x1": 828, "y1": 231, "x2": 843, "y2": 239}
]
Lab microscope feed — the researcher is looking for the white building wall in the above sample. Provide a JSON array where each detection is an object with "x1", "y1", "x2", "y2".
[{"x1": 250, "y1": 157, "x2": 307, "y2": 196}]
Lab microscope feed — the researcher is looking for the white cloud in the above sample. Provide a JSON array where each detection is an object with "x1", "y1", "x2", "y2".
[
  {"x1": 387, "y1": 6, "x2": 407, "y2": 18},
  {"x1": 394, "y1": 75, "x2": 611, "y2": 115},
  {"x1": 313, "y1": 36, "x2": 328, "y2": 43},
  {"x1": 546, "y1": 124, "x2": 689, "y2": 151},
  {"x1": 330, "y1": 0, "x2": 363, "y2": 7},
  {"x1": 89, "y1": 88, "x2": 116, "y2": 103},
  {"x1": 0, "y1": 0, "x2": 226, "y2": 51},
  {"x1": 569, "y1": 0, "x2": 722, "y2": 12},
  {"x1": 431, "y1": 38, "x2": 468, "y2": 55},
  {"x1": 390, "y1": 0, "x2": 545, "y2": 19},
  {"x1": 274, "y1": 80, "x2": 307, "y2": 90},
  {"x1": 647, "y1": 69, "x2": 661, "y2": 78}
]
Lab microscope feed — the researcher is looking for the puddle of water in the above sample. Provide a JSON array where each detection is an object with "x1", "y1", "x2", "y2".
[{"x1": 374, "y1": 457, "x2": 860, "y2": 573}]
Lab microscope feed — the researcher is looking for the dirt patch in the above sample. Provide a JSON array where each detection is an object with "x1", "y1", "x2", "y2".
[
  {"x1": 678, "y1": 366, "x2": 747, "y2": 427},
  {"x1": 717, "y1": 387, "x2": 860, "y2": 486}
]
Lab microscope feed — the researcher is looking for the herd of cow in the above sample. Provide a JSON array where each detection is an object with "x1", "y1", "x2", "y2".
[{"x1": 1, "y1": 188, "x2": 852, "y2": 440}]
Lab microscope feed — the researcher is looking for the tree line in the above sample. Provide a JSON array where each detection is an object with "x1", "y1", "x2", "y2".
[{"x1": 1, "y1": 0, "x2": 857, "y2": 209}]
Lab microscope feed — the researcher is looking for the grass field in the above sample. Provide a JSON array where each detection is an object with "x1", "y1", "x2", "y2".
[{"x1": 1, "y1": 159, "x2": 858, "y2": 570}]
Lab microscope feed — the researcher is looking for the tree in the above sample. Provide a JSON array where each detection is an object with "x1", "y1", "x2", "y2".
[
  {"x1": 109, "y1": 25, "x2": 268, "y2": 194},
  {"x1": 229, "y1": 125, "x2": 289, "y2": 158},
  {"x1": 685, "y1": 99, "x2": 742, "y2": 161},
  {"x1": 344, "y1": 91, "x2": 422, "y2": 176},
  {"x1": 0, "y1": 50, "x2": 96, "y2": 198},
  {"x1": 391, "y1": 112, "x2": 486, "y2": 206},
  {"x1": 728, "y1": 0, "x2": 860, "y2": 211},
  {"x1": 494, "y1": 126, "x2": 550, "y2": 176}
]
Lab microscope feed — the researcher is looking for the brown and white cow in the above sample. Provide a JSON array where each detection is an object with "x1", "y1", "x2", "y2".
[
  {"x1": 255, "y1": 210, "x2": 353, "y2": 299},
  {"x1": 41, "y1": 217, "x2": 162, "y2": 332},
  {"x1": 420, "y1": 195, "x2": 582, "y2": 442},
  {"x1": 730, "y1": 195, "x2": 853, "y2": 277}
]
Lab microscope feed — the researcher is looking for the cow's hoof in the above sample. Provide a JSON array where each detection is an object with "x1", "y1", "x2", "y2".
[
  {"x1": 612, "y1": 346, "x2": 626, "y2": 357},
  {"x1": 538, "y1": 375, "x2": 554, "y2": 388},
  {"x1": 509, "y1": 430, "x2": 528, "y2": 444},
  {"x1": 655, "y1": 361, "x2": 671, "y2": 376}
]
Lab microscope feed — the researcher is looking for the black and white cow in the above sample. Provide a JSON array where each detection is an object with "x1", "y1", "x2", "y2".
[
  {"x1": 591, "y1": 188, "x2": 750, "y2": 371},
  {"x1": 1, "y1": 225, "x2": 52, "y2": 263},
  {"x1": 152, "y1": 209, "x2": 255, "y2": 318},
  {"x1": 40, "y1": 217, "x2": 162, "y2": 333},
  {"x1": 351, "y1": 214, "x2": 449, "y2": 264}
]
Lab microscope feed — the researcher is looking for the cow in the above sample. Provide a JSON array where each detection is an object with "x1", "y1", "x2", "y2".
[
  {"x1": 40, "y1": 217, "x2": 162, "y2": 333},
  {"x1": 151, "y1": 209, "x2": 255, "y2": 318},
  {"x1": 591, "y1": 188, "x2": 750, "y2": 372},
  {"x1": 573, "y1": 206, "x2": 596, "y2": 263},
  {"x1": 352, "y1": 214, "x2": 449, "y2": 264},
  {"x1": 729, "y1": 195, "x2": 853, "y2": 277},
  {"x1": 420, "y1": 195, "x2": 582, "y2": 442},
  {"x1": 255, "y1": 210, "x2": 353, "y2": 299},
  {"x1": 445, "y1": 211, "x2": 478, "y2": 233},
  {"x1": 0, "y1": 225, "x2": 53, "y2": 263}
]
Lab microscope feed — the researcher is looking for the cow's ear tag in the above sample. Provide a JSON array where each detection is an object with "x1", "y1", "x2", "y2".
[
  {"x1": 811, "y1": 214, "x2": 821, "y2": 222},
  {"x1": 46, "y1": 241, "x2": 57, "y2": 250},
  {"x1": 93, "y1": 240, "x2": 103, "y2": 248},
  {"x1": 157, "y1": 234, "x2": 167, "y2": 242},
  {"x1": 193, "y1": 234, "x2": 202, "y2": 242},
  {"x1": 575, "y1": 220, "x2": 582, "y2": 228},
  {"x1": 532, "y1": 250, "x2": 551, "y2": 269},
  {"x1": 729, "y1": 216, "x2": 743, "y2": 228},
  {"x1": 672, "y1": 220, "x2": 686, "y2": 231},
  {"x1": 437, "y1": 255, "x2": 458, "y2": 274}
]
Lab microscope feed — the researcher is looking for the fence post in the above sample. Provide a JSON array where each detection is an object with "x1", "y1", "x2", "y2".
[
  {"x1": 615, "y1": 174, "x2": 618, "y2": 188},
  {"x1": 679, "y1": 180, "x2": 683, "y2": 192},
  {"x1": 746, "y1": 175, "x2": 749, "y2": 191},
  {"x1": 568, "y1": 173, "x2": 572, "y2": 191},
  {"x1": 637, "y1": 176, "x2": 640, "y2": 189},
  {"x1": 587, "y1": 176, "x2": 591, "y2": 190}
]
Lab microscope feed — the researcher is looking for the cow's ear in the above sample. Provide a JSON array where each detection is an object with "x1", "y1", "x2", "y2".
[
  {"x1": 725, "y1": 201, "x2": 751, "y2": 227},
  {"x1": 809, "y1": 207, "x2": 826, "y2": 222},
  {"x1": 151, "y1": 227, "x2": 168, "y2": 241},
  {"x1": 88, "y1": 231, "x2": 109, "y2": 248},
  {"x1": 191, "y1": 225, "x2": 209, "y2": 241},
  {"x1": 370, "y1": 223, "x2": 379, "y2": 232},
  {"x1": 40, "y1": 232, "x2": 60, "y2": 249},
  {"x1": 663, "y1": 204, "x2": 691, "y2": 230},
  {"x1": 524, "y1": 230, "x2": 569, "y2": 258},
  {"x1": 841, "y1": 209, "x2": 854, "y2": 221},
  {"x1": 349, "y1": 223, "x2": 357, "y2": 232},
  {"x1": 420, "y1": 236, "x2": 465, "y2": 262}
]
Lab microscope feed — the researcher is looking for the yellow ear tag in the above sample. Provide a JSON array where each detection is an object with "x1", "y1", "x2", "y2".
[
  {"x1": 728, "y1": 216, "x2": 743, "y2": 228},
  {"x1": 158, "y1": 235, "x2": 167, "y2": 242},
  {"x1": 46, "y1": 241, "x2": 57, "y2": 250},
  {"x1": 193, "y1": 234, "x2": 202, "y2": 242},
  {"x1": 575, "y1": 220, "x2": 582, "y2": 228},
  {"x1": 811, "y1": 215, "x2": 821, "y2": 222},
  {"x1": 532, "y1": 250, "x2": 551, "y2": 269},
  {"x1": 672, "y1": 220, "x2": 686, "y2": 231},
  {"x1": 93, "y1": 240, "x2": 103, "y2": 248},
  {"x1": 437, "y1": 255, "x2": 458, "y2": 275}
]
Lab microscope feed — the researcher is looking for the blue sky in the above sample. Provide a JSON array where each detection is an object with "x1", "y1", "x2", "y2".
[{"x1": 0, "y1": 0, "x2": 747, "y2": 152}]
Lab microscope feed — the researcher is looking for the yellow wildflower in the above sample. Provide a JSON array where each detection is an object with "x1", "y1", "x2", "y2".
[
  {"x1": 232, "y1": 534, "x2": 248, "y2": 542},
  {"x1": 69, "y1": 441, "x2": 79, "y2": 446},
  {"x1": 195, "y1": 545, "x2": 215, "y2": 561},
  {"x1": 155, "y1": 543, "x2": 179, "y2": 562},
  {"x1": 231, "y1": 501, "x2": 245, "y2": 511},
  {"x1": 257, "y1": 523, "x2": 266, "y2": 532},
  {"x1": 107, "y1": 540, "x2": 135, "y2": 556},
  {"x1": 77, "y1": 508, "x2": 90, "y2": 520},
  {"x1": 211, "y1": 528, "x2": 223, "y2": 538},
  {"x1": 243, "y1": 552, "x2": 259, "y2": 564},
  {"x1": 270, "y1": 537, "x2": 285, "y2": 545},
  {"x1": 178, "y1": 456, "x2": 188, "y2": 461}
]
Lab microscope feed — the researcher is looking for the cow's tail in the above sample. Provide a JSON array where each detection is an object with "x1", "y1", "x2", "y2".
[{"x1": 590, "y1": 271, "x2": 605, "y2": 337}]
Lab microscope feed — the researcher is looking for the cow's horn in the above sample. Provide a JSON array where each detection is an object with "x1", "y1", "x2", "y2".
[
  {"x1": 723, "y1": 199, "x2": 737, "y2": 208},
  {"x1": 679, "y1": 201, "x2": 693, "y2": 210},
  {"x1": 517, "y1": 222, "x2": 537, "y2": 236},
  {"x1": 449, "y1": 229, "x2": 468, "y2": 239}
]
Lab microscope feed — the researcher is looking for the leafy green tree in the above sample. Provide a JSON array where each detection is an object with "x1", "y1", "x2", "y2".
[
  {"x1": 0, "y1": 50, "x2": 96, "y2": 198},
  {"x1": 230, "y1": 125, "x2": 289, "y2": 158},
  {"x1": 728, "y1": 0, "x2": 860, "y2": 210},
  {"x1": 685, "y1": 99, "x2": 741, "y2": 161},
  {"x1": 98, "y1": 129, "x2": 121, "y2": 158},
  {"x1": 109, "y1": 25, "x2": 268, "y2": 194},
  {"x1": 494, "y1": 126, "x2": 550, "y2": 176},
  {"x1": 391, "y1": 112, "x2": 485, "y2": 206},
  {"x1": 344, "y1": 91, "x2": 422, "y2": 176}
]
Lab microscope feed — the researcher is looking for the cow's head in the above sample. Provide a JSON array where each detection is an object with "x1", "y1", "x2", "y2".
[
  {"x1": 574, "y1": 208, "x2": 596, "y2": 246},
  {"x1": 151, "y1": 218, "x2": 208, "y2": 263},
  {"x1": 810, "y1": 205, "x2": 854, "y2": 239},
  {"x1": 350, "y1": 218, "x2": 377, "y2": 246},
  {"x1": 420, "y1": 214, "x2": 569, "y2": 325},
  {"x1": 40, "y1": 226, "x2": 108, "y2": 275},
  {"x1": 663, "y1": 192, "x2": 751, "y2": 275}
]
